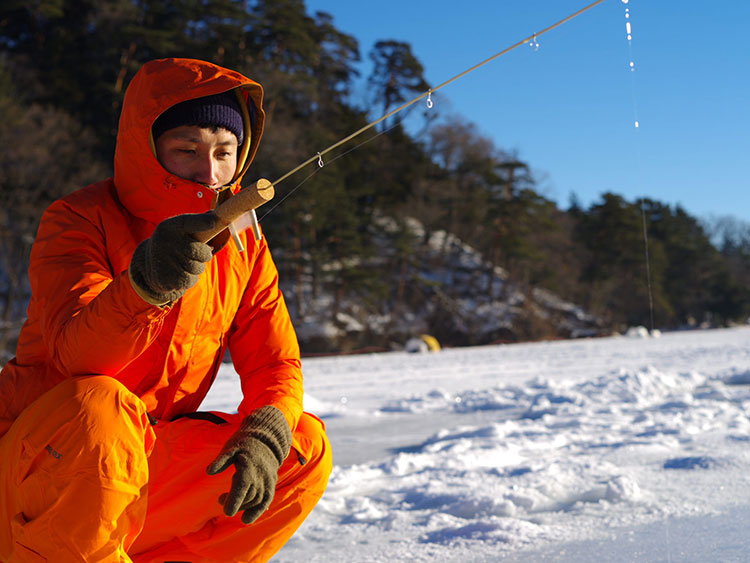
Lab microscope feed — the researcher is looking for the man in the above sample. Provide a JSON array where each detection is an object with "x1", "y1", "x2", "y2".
[{"x1": 0, "y1": 58, "x2": 331, "y2": 562}]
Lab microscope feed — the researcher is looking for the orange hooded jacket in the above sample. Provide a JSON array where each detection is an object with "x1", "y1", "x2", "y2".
[{"x1": 0, "y1": 58, "x2": 303, "y2": 436}]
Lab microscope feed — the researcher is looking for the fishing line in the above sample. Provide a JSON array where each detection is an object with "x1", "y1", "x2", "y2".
[
  {"x1": 262, "y1": 0, "x2": 609, "y2": 195},
  {"x1": 258, "y1": 118, "x2": 407, "y2": 221},
  {"x1": 621, "y1": 0, "x2": 655, "y2": 331},
  {"x1": 640, "y1": 199, "x2": 655, "y2": 331}
]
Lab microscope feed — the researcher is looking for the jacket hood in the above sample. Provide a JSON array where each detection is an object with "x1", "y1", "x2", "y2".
[{"x1": 114, "y1": 58, "x2": 266, "y2": 225}]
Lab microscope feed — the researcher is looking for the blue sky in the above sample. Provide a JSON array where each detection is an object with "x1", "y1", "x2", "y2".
[{"x1": 304, "y1": 0, "x2": 750, "y2": 223}]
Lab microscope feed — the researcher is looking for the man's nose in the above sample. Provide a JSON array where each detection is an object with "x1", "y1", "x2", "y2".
[{"x1": 193, "y1": 155, "x2": 220, "y2": 187}]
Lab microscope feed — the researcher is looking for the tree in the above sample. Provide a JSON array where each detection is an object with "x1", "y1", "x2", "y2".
[
  {"x1": 573, "y1": 193, "x2": 669, "y2": 328},
  {"x1": 0, "y1": 93, "x2": 109, "y2": 361},
  {"x1": 310, "y1": 11, "x2": 360, "y2": 108},
  {"x1": 422, "y1": 117, "x2": 496, "y2": 249},
  {"x1": 646, "y1": 203, "x2": 745, "y2": 326},
  {"x1": 367, "y1": 40, "x2": 429, "y2": 130}
]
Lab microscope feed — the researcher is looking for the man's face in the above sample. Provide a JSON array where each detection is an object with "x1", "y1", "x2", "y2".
[{"x1": 155, "y1": 125, "x2": 239, "y2": 189}]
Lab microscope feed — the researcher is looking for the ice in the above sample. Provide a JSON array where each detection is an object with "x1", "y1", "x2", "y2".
[{"x1": 200, "y1": 326, "x2": 750, "y2": 561}]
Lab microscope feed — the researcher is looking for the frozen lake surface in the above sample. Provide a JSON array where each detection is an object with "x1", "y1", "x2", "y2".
[{"x1": 202, "y1": 326, "x2": 750, "y2": 562}]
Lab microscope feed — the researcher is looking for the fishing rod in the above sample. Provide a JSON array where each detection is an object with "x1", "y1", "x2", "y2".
[
  {"x1": 221, "y1": 0, "x2": 610, "y2": 246},
  {"x1": 272, "y1": 0, "x2": 607, "y2": 189}
]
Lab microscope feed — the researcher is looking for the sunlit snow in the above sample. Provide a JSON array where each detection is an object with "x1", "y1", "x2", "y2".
[{"x1": 201, "y1": 326, "x2": 750, "y2": 562}]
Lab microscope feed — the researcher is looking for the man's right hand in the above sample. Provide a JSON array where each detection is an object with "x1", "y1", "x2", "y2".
[{"x1": 129, "y1": 212, "x2": 217, "y2": 305}]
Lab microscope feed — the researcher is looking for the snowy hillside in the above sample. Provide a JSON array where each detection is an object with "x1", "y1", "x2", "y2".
[
  {"x1": 202, "y1": 326, "x2": 750, "y2": 562},
  {"x1": 280, "y1": 215, "x2": 603, "y2": 354}
]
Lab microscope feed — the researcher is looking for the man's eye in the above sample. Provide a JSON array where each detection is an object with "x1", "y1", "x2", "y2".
[{"x1": 178, "y1": 148, "x2": 196, "y2": 155}]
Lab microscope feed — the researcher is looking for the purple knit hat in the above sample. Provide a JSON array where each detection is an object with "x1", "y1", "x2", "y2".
[{"x1": 152, "y1": 91, "x2": 245, "y2": 145}]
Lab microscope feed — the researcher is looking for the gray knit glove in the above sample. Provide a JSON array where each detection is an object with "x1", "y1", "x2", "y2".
[
  {"x1": 129, "y1": 213, "x2": 217, "y2": 305},
  {"x1": 207, "y1": 406, "x2": 292, "y2": 524}
]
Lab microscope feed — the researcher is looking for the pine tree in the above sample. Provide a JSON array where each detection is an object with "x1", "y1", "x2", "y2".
[{"x1": 367, "y1": 40, "x2": 429, "y2": 130}]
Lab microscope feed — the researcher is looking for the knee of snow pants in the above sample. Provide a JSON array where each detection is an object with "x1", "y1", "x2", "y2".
[
  {"x1": 129, "y1": 410, "x2": 332, "y2": 563},
  {"x1": 0, "y1": 377, "x2": 331, "y2": 563},
  {"x1": 0, "y1": 375, "x2": 155, "y2": 563}
]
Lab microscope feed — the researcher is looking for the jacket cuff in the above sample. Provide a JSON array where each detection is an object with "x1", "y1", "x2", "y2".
[{"x1": 128, "y1": 266, "x2": 172, "y2": 308}]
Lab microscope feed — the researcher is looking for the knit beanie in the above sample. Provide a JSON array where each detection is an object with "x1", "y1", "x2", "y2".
[{"x1": 152, "y1": 91, "x2": 245, "y2": 146}]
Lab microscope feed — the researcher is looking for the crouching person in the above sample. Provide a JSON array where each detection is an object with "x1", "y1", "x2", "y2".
[{"x1": 0, "y1": 58, "x2": 331, "y2": 563}]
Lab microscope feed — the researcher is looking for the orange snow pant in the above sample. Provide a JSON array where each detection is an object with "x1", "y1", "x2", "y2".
[{"x1": 0, "y1": 376, "x2": 332, "y2": 562}]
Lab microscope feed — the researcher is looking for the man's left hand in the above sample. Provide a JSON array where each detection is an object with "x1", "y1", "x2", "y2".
[{"x1": 207, "y1": 406, "x2": 292, "y2": 524}]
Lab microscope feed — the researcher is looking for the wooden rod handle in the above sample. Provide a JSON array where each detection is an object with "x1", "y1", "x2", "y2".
[{"x1": 195, "y1": 179, "x2": 274, "y2": 243}]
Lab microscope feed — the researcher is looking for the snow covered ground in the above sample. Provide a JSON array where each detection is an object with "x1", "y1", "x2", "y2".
[{"x1": 201, "y1": 326, "x2": 750, "y2": 562}]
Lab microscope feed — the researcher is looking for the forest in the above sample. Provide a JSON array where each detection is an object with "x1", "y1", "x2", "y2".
[{"x1": 2, "y1": 0, "x2": 750, "y2": 358}]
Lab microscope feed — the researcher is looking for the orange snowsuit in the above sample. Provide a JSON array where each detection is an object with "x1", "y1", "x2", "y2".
[{"x1": 0, "y1": 58, "x2": 331, "y2": 562}]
